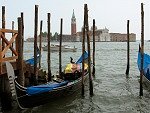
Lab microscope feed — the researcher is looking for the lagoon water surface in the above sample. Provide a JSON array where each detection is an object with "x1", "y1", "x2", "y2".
[{"x1": 5, "y1": 41, "x2": 150, "y2": 113}]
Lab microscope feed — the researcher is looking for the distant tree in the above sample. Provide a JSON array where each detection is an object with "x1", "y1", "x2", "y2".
[
  {"x1": 52, "y1": 32, "x2": 59, "y2": 41},
  {"x1": 39, "y1": 31, "x2": 52, "y2": 37},
  {"x1": 41, "y1": 32, "x2": 48, "y2": 37}
]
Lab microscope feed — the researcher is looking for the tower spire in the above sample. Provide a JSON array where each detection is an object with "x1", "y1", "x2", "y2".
[
  {"x1": 71, "y1": 9, "x2": 76, "y2": 35},
  {"x1": 72, "y1": 9, "x2": 75, "y2": 18}
]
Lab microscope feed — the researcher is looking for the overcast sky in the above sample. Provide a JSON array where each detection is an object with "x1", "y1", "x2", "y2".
[{"x1": 0, "y1": 0, "x2": 149, "y2": 40}]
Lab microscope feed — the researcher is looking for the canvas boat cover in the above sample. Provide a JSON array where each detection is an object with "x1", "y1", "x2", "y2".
[
  {"x1": 137, "y1": 51, "x2": 150, "y2": 80},
  {"x1": 76, "y1": 51, "x2": 88, "y2": 64},
  {"x1": 26, "y1": 81, "x2": 68, "y2": 95}
]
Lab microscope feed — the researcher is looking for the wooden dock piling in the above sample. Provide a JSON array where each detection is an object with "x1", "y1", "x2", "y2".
[
  {"x1": 92, "y1": 19, "x2": 95, "y2": 76},
  {"x1": 81, "y1": 15, "x2": 86, "y2": 96},
  {"x1": 0, "y1": 6, "x2": 13, "y2": 109},
  {"x1": 0, "y1": 6, "x2": 6, "y2": 74},
  {"x1": 21, "y1": 12, "x2": 24, "y2": 50},
  {"x1": 39, "y1": 20, "x2": 43, "y2": 69},
  {"x1": 17, "y1": 17, "x2": 24, "y2": 86},
  {"x1": 2, "y1": 6, "x2": 5, "y2": 51},
  {"x1": 59, "y1": 18, "x2": 63, "y2": 76},
  {"x1": 139, "y1": 3, "x2": 144, "y2": 96},
  {"x1": 33, "y1": 5, "x2": 38, "y2": 85},
  {"x1": 47, "y1": 13, "x2": 52, "y2": 81},
  {"x1": 85, "y1": 4, "x2": 93, "y2": 96},
  {"x1": 125, "y1": 20, "x2": 130, "y2": 76},
  {"x1": 11, "y1": 21, "x2": 14, "y2": 56}
]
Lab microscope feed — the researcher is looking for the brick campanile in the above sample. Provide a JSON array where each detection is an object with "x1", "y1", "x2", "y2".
[{"x1": 71, "y1": 9, "x2": 76, "y2": 35}]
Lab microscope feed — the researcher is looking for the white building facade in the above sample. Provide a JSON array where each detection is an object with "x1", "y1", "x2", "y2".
[{"x1": 76, "y1": 27, "x2": 110, "y2": 42}]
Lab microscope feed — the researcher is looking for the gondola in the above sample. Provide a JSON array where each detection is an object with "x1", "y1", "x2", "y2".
[
  {"x1": 6, "y1": 51, "x2": 89, "y2": 109},
  {"x1": 137, "y1": 45, "x2": 150, "y2": 88},
  {"x1": 25, "y1": 47, "x2": 41, "y2": 65}
]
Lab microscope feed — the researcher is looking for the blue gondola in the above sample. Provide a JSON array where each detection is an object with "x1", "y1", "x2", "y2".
[
  {"x1": 25, "y1": 47, "x2": 40, "y2": 65},
  {"x1": 137, "y1": 45, "x2": 150, "y2": 87},
  {"x1": 6, "y1": 51, "x2": 89, "y2": 109}
]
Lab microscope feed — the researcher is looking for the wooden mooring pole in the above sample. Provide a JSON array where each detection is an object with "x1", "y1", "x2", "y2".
[
  {"x1": 17, "y1": 17, "x2": 24, "y2": 86},
  {"x1": 92, "y1": 19, "x2": 95, "y2": 76},
  {"x1": 39, "y1": 20, "x2": 43, "y2": 69},
  {"x1": 85, "y1": 4, "x2": 93, "y2": 96},
  {"x1": 33, "y1": 5, "x2": 38, "y2": 85},
  {"x1": 11, "y1": 21, "x2": 14, "y2": 56},
  {"x1": 21, "y1": 12, "x2": 24, "y2": 50},
  {"x1": 0, "y1": 6, "x2": 12, "y2": 110},
  {"x1": 81, "y1": 13, "x2": 86, "y2": 96},
  {"x1": 125, "y1": 20, "x2": 130, "y2": 76},
  {"x1": 2, "y1": 6, "x2": 5, "y2": 51},
  {"x1": 59, "y1": 18, "x2": 63, "y2": 76},
  {"x1": 0, "y1": 6, "x2": 6, "y2": 74},
  {"x1": 47, "y1": 13, "x2": 52, "y2": 81},
  {"x1": 139, "y1": 3, "x2": 144, "y2": 96}
]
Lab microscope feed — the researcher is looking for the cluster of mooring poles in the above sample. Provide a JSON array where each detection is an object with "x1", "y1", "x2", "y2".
[
  {"x1": 38, "y1": 4, "x2": 96, "y2": 96},
  {"x1": 81, "y1": 4, "x2": 96, "y2": 96},
  {"x1": 0, "y1": 4, "x2": 48, "y2": 110},
  {"x1": 0, "y1": 2, "x2": 146, "y2": 111},
  {"x1": 0, "y1": 3, "x2": 97, "y2": 111},
  {"x1": 125, "y1": 3, "x2": 145, "y2": 97},
  {"x1": 32, "y1": 5, "x2": 53, "y2": 84},
  {"x1": 0, "y1": 6, "x2": 25, "y2": 110},
  {"x1": 40, "y1": 4, "x2": 96, "y2": 96}
]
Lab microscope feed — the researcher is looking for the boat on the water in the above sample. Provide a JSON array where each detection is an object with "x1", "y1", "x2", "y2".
[
  {"x1": 42, "y1": 44, "x2": 77, "y2": 52},
  {"x1": 6, "y1": 51, "x2": 89, "y2": 109},
  {"x1": 25, "y1": 47, "x2": 41, "y2": 65},
  {"x1": 137, "y1": 46, "x2": 150, "y2": 88}
]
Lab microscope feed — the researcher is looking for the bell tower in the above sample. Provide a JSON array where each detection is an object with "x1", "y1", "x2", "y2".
[{"x1": 71, "y1": 9, "x2": 76, "y2": 35}]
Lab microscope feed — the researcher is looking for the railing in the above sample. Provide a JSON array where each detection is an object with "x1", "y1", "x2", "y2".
[
  {"x1": 0, "y1": 28, "x2": 18, "y2": 74},
  {"x1": 0, "y1": 28, "x2": 18, "y2": 62}
]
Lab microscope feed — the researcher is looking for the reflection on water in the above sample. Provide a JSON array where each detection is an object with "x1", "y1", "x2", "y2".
[{"x1": 4, "y1": 41, "x2": 150, "y2": 113}]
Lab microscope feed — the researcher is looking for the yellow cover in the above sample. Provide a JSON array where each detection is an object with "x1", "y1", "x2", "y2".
[{"x1": 64, "y1": 63, "x2": 88, "y2": 74}]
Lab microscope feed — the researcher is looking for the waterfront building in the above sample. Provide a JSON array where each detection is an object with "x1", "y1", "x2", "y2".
[
  {"x1": 76, "y1": 27, "x2": 111, "y2": 42},
  {"x1": 26, "y1": 9, "x2": 136, "y2": 42},
  {"x1": 110, "y1": 33, "x2": 136, "y2": 42}
]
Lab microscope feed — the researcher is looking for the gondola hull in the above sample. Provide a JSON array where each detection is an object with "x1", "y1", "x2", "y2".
[
  {"x1": 6, "y1": 51, "x2": 90, "y2": 109},
  {"x1": 137, "y1": 46, "x2": 150, "y2": 89},
  {"x1": 16, "y1": 72, "x2": 88, "y2": 108},
  {"x1": 142, "y1": 73, "x2": 150, "y2": 89}
]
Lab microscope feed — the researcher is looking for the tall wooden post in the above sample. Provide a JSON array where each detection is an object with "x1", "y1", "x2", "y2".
[
  {"x1": 17, "y1": 17, "x2": 24, "y2": 86},
  {"x1": 21, "y1": 12, "x2": 24, "y2": 50},
  {"x1": 39, "y1": 20, "x2": 43, "y2": 69},
  {"x1": 85, "y1": 4, "x2": 93, "y2": 96},
  {"x1": 47, "y1": 13, "x2": 52, "y2": 81},
  {"x1": 81, "y1": 9, "x2": 86, "y2": 96},
  {"x1": 125, "y1": 20, "x2": 130, "y2": 76},
  {"x1": 34, "y1": 5, "x2": 38, "y2": 85},
  {"x1": 1, "y1": 7, "x2": 8, "y2": 110},
  {"x1": 0, "y1": 6, "x2": 6, "y2": 73},
  {"x1": 0, "y1": 37, "x2": 1, "y2": 74},
  {"x1": 92, "y1": 19, "x2": 95, "y2": 76},
  {"x1": 140, "y1": 3, "x2": 144, "y2": 96},
  {"x1": 59, "y1": 18, "x2": 63, "y2": 76},
  {"x1": 2, "y1": 6, "x2": 5, "y2": 51},
  {"x1": 12, "y1": 21, "x2": 14, "y2": 56}
]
